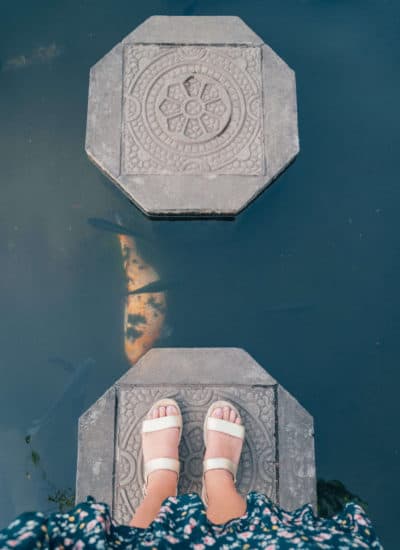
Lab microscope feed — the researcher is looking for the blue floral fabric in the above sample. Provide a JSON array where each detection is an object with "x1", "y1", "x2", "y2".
[{"x1": 0, "y1": 492, "x2": 382, "y2": 549}]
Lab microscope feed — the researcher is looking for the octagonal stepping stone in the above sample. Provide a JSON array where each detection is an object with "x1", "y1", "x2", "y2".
[
  {"x1": 86, "y1": 16, "x2": 299, "y2": 217},
  {"x1": 76, "y1": 348, "x2": 316, "y2": 523}
]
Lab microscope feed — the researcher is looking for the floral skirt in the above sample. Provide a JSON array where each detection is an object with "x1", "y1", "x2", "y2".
[{"x1": 0, "y1": 492, "x2": 382, "y2": 549}]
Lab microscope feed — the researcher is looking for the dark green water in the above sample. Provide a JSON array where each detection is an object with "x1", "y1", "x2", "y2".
[{"x1": 0, "y1": 0, "x2": 399, "y2": 546}]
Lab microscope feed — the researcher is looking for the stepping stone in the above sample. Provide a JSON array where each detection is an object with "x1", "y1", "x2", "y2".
[
  {"x1": 76, "y1": 348, "x2": 316, "y2": 523},
  {"x1": 85, "y1": 16, "x2": 299, "y2": 217}
]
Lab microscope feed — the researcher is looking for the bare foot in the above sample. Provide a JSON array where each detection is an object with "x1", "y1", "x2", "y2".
[
  {"x1": 142, "y1": 404, "x2": 180, "y2": 495},
  {"x1": 204, "y1": 405, "x2": 244, "y2": 497}
]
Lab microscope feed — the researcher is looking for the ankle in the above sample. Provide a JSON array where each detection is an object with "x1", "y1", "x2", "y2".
[
  {"x1": 205, "y1": 469, "x2": 236, "y2": 499},
  {"x1": 146, "y1": 470, "x2": 177, "y2": 500}
]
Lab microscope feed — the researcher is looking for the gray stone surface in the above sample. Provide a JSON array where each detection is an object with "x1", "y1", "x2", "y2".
[
  {"x1": 76, "y1": 348, "x2": 316, "y2": 522},
  {"x1": 76, "y1": 388, "x2": 116, "y2": 506},
  {"x1": 277, "y1": 386, "x2": 316, "y2": 510},
  {"x1": 86, "y1": 16, "x2": 299, "y2": 217}
]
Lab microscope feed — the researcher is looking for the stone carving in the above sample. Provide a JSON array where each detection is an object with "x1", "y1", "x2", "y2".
[
  {"x1": 114, "y1": 385, "x2": 276, "y2": 524},
  {"x1": 122, "y1": 45, "x2": 265, "y2": 175}
]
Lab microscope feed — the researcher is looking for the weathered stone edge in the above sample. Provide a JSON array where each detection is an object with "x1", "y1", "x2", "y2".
[
  {"x1": 123, "y1": 16, "x2": 264, "y2": 45},
  {"x1": 76, "y1": 387, "x2": 117, "y2": 506},
  {"x1": 277, "y1": 386, "x2": 317, "y2": 511},
  {"x1": 117, "y1": 347, "x2": 277, "y2": 386}
]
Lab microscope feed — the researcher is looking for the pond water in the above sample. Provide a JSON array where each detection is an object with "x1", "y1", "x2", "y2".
[{"x1": 0, "y1": 0, "x2": 399, "y2": 546}]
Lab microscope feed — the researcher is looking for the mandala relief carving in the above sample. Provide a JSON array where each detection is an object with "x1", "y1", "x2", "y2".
[
  {"x1": 113, "y1": 385, "x2": 276, "y2": 524},
  {"x1": 121, "y1": 45, "x2": 265, "y2": 175}
]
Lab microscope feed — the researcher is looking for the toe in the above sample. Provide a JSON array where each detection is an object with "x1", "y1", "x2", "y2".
[
  {"x1": 223, "y1": 406, "x2": 230, "y2": 421},
  {"x1": 235, "y1": 416, "x2": 242, "y2": 425},
  {"x1": 229, "y1": 409, "x2": 236, "y2": 423},
  {"x1": 159, "y1": 406, "x2": 166, "y2": 417},
  {"x1": 152, "y1": 407, "x2": 159, "y2": 419},
  {"x1": 166, "y1": 405, "x2": 177, "y2": 416},
  {"x1": 212, "y1": 407, "x2": 223, "y2": 419}
]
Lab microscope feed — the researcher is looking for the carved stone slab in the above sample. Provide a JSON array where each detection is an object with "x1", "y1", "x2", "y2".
[
  {"x1": 114, "y1": 385, "x2": 276, "y2": 524},
  {"x1": 76, "y1": 348, "x2": 316, "y2": 523},
  {"x1": 122, "y1": 45, "x2": 264, "y2": 176},
  {"x1": 86, "y1": 17, "x2": 299, "y2": 216}
]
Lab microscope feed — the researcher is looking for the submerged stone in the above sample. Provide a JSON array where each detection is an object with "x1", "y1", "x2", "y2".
[
  {"x1": 76, "y1": 348, "x2": 316, "y2": 523},
  {"x1": 86, "y1": 16, "x2": 299, "y2": 217}
]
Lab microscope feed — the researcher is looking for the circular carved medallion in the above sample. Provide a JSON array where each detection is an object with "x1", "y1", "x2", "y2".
[{"x1": 123, "y1": 45, "x2": 264, "y2": 174}]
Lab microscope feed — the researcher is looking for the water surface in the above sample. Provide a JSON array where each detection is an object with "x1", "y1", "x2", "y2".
[{"x1": 1, "y1": 1, "x2": 399, "y2": 546}]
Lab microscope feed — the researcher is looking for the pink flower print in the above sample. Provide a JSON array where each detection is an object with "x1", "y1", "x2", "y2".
[
  {"x1": 72, "y1": 541, "x2": 84, "y2": 550},
  {"x1": 7, "y1": 541, "x2": 17, "y2": 547},
  {"x1": 279, "y1": 530, "x2": 295, "y2": 539},
  {"x1": 203, "y1": 535, "x2": 216, "y2": 545},
  {"x1": 314, "y1": 533, "x2": 331, "y2": 542},
  {"x1": 237, "y1": 531, "x2": 252, "y2": 541},
  {"x1": 86, "y1": 519, "x2": 97, "y2": 531},
  {"x1": 193, "y1": 545, "x2": 205, "y2": 550},
  {"x1": 159, "y1": 504, "x2": 173, "y2": 516},
  {"x1": 64, "y1": 538, "x2": 74, "y2": 546},
  {"x1": 183, "y1": 516, "x2": 197, "y2": 534},
  {"x1": 355, "y1": 513, "x2": 367, "y2": 526},
  {"x1": 79, "y1": 511, "x2": 89, "y2": 519},
  {"x1": 320, "y1": 532, "x2": 331, "y2": 540},
  {"x1": 165, "y1": 535, "x2": 180, "y2": 544}
]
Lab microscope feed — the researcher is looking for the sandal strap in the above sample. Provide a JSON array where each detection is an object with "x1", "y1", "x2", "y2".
[
  {"x1": 203, "y1": 457, "x2": 238, "y2": 481},
  {"x1": 142, "y1": 415, "x2": 182, "y2": 433},
  {"x1": 144, "y1": 458, "x2": 180, "y2": 483},
  {"x1": 206, "y1": 417, "x2": 245, "y2": 440}
]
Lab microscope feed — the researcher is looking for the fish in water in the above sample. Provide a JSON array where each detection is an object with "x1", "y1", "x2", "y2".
[
  {"x1": 26, "y1": 358, "x2": 95, "y2": 437},
  {"x1": 88, "y1": 216, "x2": 169, "y2": 364},
  {"x1": 127, "y1": 280, "x2": 177, "y2": 296},
  {"x1": 118, "y1": 233, "x2": 167, "y2": 365}
]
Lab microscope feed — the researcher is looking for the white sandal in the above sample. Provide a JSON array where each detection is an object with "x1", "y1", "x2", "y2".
[
  {"x1": 141, "y1": 398, "x2": 182, "y2": 496},
  {"x1": 202, "y1": 400, "x2": 245, "y2": 505}
]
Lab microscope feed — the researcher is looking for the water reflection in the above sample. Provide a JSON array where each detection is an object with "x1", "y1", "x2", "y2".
[{"x1": 1, "y1": 43, "x2": 62, "y2": 72}]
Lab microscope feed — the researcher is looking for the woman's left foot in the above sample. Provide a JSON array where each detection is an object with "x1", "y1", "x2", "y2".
[{"x1": 204, "y1": 405, "x2": 244, "y2": 498}]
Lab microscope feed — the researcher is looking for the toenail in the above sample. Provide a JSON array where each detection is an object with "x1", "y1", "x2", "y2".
[
  {"x1": 166, "y1": 405, "x2": 176, "y2": 415},
  {"x1": 213, "y1": 407, "x2": 223, "y2": 417},
  {"x1": 159, "y1": 406, "x2": 166, "y2": 417}
]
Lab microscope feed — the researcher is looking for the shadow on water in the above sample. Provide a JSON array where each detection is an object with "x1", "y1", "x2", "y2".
[
  {"x1": 26, "y1": 358, "x2": 95, "y2": 438},
  {"x1": 317, "y1": 479, "x2": 367, "y2": 519}
]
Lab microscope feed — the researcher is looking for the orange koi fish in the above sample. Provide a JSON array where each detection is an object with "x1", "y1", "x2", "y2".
[{"x1": 117, "y1": 234, "x2": 167, "y2": 365}]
